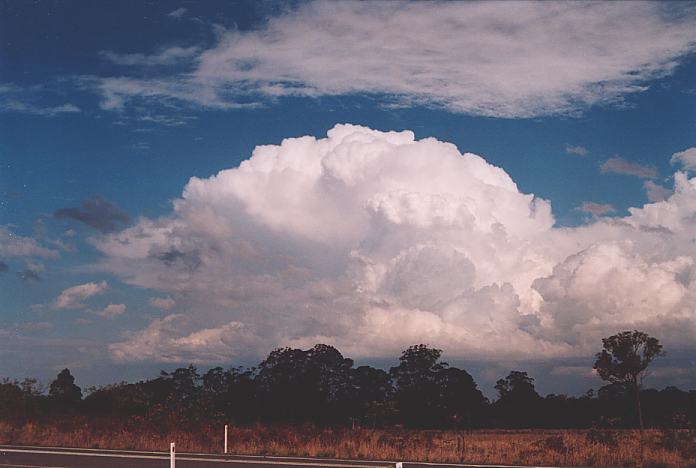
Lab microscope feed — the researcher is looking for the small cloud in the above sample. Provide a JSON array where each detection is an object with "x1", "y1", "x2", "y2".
[
  {"x1": 600, "y1": 156, "x2": 657, "y2": 179},
  {"x1": 17, "y1": 262, "x2": 43, "y2": 282},
  {"x1": 54, "y1": 196, "x2": 130, "y2": 233},
  {"x1": 564, "y1": 145, "x2": 588, "y2": 156},
  {"x1": 550, "y1": 366, "x2": 595, "y2": 377},
  {"x1": 0, "y1": 227, "x2": 58, "y2": 259},
  {"x1": 18, "y1": 269, "x2": 41, "y2": 281},
  {"x1": 643, "y1": 180, "x2": 671, "y2": 202},
  {"x1": 167, "y1": 7, "x2": 187, "y2": 19},
  {"x1": 53, "y1": 281, "x2": 108, "y2": 310},
  {"x1": 0, "y1": 100, "x2": 80, "y2": 117},
  {"x1": 97, "y1": 303, "x2": 126, "y2": 319},
  {"x1": 132, "y1": 141, "x2": 151, "y2": 152},
  {"x1": 75, "y1": 318, "x2": 93, "y2": 325},
  {"x1": 576, "y1": 202, "x2": 615, "y2": 216},
  {"x1": 99, "y1": 46, "x2": 198, "y2": 67},
  {"x1": 0, "y1": 83, "x2": 81, "y2": 117},
  {"x1": 21, "y1": 321, "x2": 53, "y2": 331},
  {"x1": 149, "y1": 297, "x2": 176, "y2": 310},
  {"x1": 670, "y1": 147, "x2": 696, "y2": 172},
  {"x1": 138, "y1": 114, "x2": 195, "y2": 127}
]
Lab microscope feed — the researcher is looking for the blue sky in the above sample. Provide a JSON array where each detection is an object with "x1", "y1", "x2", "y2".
[{"x1": 1, "y1": 0, "x2": 696, "y2": 396}]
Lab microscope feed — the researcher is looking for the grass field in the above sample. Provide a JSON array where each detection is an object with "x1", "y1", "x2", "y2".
[{"x1": 1, "y1": 420, "x2": 694, "y2": 467}]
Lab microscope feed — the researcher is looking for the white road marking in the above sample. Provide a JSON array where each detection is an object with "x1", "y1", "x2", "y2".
[
  {"x1": 0, "y1": 448, "x2": 390, "y2": 468},
  {"x1": 0, "y1": 464, "x2": 70, "y2": 468},
  {"x1": 0, "y1": 446, "x2": 383, "y2": 464},
  {"x1": 0, "y1": 446, "x2": 564, "y2": 468}
]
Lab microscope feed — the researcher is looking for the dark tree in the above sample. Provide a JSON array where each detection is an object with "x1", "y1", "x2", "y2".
[
  {"x1": 159, "y1": 365, "x2": 202, "y2": 424},
  {"x1": 594, "y1": 330, "x2": 664, "y2": 461},
  {"x1": 493, "y1": 371, "x2": 541, "y2": 427},
  {"x1": 390, "y1": 344, "x2": 447, "y2": 427},
  {"x1": 350, "y1": 365, "x2": 393, "y2": 427},
  {"x1": 0, "y1": 379, "x2": 24, "y2": 420},
  {"x1": 257, "y1": 344, "x2": 353, "y2": 423},
  {"x1": 436, "y1": 367, "x2": 487, "y2": 429},
  {"x1": 48, "y1": 368, "x2": 82, "y2": 410}
]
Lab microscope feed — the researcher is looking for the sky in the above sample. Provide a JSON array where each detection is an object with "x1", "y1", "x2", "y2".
[{"x1": 1, "y1": 0, "x2": 696, "y2": 397}]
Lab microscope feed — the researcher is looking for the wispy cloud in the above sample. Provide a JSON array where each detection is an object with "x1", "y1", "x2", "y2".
[
  {"x1": 87, "y1": 2, "x2": 696, "y2": 118},
  {"x1": 1, "y1": 101, "x2": 80, "y2": 116},
  {"x1": 0, "y1": 227, "x2": 59, "y2": 259},
  {"x1": 0, "y1": 83, "x2": 81, "y2": 117},
  {"x1": 54, "y1": 281, "x2": 108, "y2": 310},
  {"x1": 99, "y1": 46, "x2": 199, "y2": 67},
  {"x1": 600, "y1": 156, "x2": 657, "y2": 179},
  {"x1": 576, "y1": 202, "x2": 615, "y2": 216},
  {"x1": 167, "y1": 8, "x2": 187, "y2": 20}
]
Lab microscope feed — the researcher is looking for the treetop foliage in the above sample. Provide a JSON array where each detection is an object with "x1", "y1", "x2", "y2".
[
  {"x1": 594, "y1": 330, "x2": 664, "y2": 385},
  {"x1": 1, "y1": 339, "x2": 693, "y2": 430}
]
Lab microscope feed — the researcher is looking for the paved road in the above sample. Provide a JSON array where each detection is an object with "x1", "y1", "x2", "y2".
[{"x1": 0, "y1": 445, "x2": 557, "y2": 468}]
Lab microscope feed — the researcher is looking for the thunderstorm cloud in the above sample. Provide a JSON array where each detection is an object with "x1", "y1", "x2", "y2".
[{"x1": 96, "y1": 125, "x2": 696, "y2": 363}]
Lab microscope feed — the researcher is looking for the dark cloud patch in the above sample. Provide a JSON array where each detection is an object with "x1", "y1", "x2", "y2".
[
  {"x1": 151, "y1": 248, "x2": 201, "y2": 271},
  {"x1": 54, "y1": 196, "x2": 130, "y2": 233},
  {"x1": 18, "y1": 269, "x2": 40, "y2": 281},
  {"x1": 0, "y1": 261, "x2": 8, "y2": 273}
]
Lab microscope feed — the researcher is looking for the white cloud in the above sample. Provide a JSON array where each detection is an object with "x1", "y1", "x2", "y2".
[
  {"x1": 92, "y1": 2, "x2": 696, "y2": 118},
  {"x1": 96, "y1": 125, "x2": 696, "y2": 364},
  {"x1": 671, "y1": 147, "x2": 696, "y2": 172},
  {"x1": 600, "y1": 157, "x2": 657, "y2": 179},
  {"x1": 149, "y1": 297, "x2": 176, "y2": 310},
  {"x1": 565, "y1": 145, "x2": 589, "y2": 157},
  {"x1": 97, "y1": 303, "x2": 126, "y2": 318},
  {"x1": 0, "y1": 227, "x2": 59, "y2": 259},
  {"x1": 644, "y1": 180, "x2": 672, "y2": 202},
  {"x1": 54, "y1": 281, "x2": 108, "y2": 310},
  {"x1": 109, "y1": 314, "x2": 261, "y2": 363}
]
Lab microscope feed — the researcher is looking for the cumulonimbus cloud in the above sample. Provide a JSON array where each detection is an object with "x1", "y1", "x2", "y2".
[
  {"x1": 97, "y1": 125, "x2": 696, "y2": 363},
  {"x1": 91, "y1": 1, "x2": 696, "y2": 118}
]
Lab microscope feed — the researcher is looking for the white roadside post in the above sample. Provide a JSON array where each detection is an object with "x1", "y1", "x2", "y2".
[
  {"x1": 396, "y1": 462, "x2": 403, "y2": 468},
  {"x1": 224, "y1": 424, "x2": 228, "y2": 454},
  {"x1": 170, "y1": 442, "x2": 176, "y2": 468}
]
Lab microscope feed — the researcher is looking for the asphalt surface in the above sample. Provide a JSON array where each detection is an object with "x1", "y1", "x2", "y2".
[{"x1": 0, "y1": 445, "x2": 558, "y2": 468}]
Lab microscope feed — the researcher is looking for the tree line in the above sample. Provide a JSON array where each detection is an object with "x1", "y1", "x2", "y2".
[{"x1": 1, "y1": 341, "x2": 694, "y2": 430}]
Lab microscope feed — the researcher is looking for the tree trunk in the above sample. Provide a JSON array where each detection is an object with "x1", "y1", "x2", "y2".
[{"x1": 634, "y1": 378, "x2": 644, "y2": 467}]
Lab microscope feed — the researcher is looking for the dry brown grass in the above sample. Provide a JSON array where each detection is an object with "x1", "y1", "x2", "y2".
[{"x1": 1, "y1": 420, "x2": 694, "y2": 467}]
